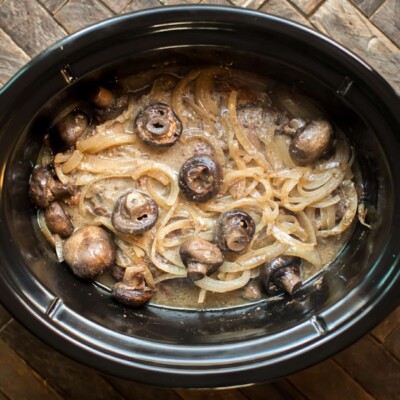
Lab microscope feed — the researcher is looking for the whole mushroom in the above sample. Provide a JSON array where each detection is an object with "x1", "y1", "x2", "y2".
[
  {"x1": 260, "y1": 256, "x2": 302, "y2": 295},
  {"x1": 44, "y1": 201, "x2": 74, "y2": 238},
  {"x1": 289, "y1": 120, "x2": 333, "y2": 165},
  {"x1": 180, "y1": 238, "x2": 224, "y2": 281},
  {"x1": 215, "y1": 210, "x2": 255, "y2": 252},
  {"x1": 63, "y1": 225, "x2": 115, "y2": 280},
  {"x1": 135, "y1": 103, "x2": 182, "y2": 147},
  {"x1": 90, "y1": 85, "x2": 128, "y2": 123},
  {"x1": 111, "y1": 191, "x2": 159, "y2": 235},
  {"x1": 178, "y1": 155, "x2": 222, "y2": 203},
  {"x1": 29, "y1": 166, "x2": 77, "y2": 208},
  {"x1": 112, "y1": 266, "x2": 154, "y2": 307},
  {"x1": 55, "y1": 111, "x2": 89, "y2": 147}
]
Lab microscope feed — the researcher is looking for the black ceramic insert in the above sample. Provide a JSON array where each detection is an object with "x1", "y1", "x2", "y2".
[{"x1": 0, "y1": 6, "x2": 399, "y2": 388}]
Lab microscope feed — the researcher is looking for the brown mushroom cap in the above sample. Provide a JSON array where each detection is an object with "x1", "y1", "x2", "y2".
[
  {"x1": 55, "y1": 111, "x2": 89, "y2": 147},
  {"x1": 29, "y1": 166, "x2": 55, "y2": 208},
  {"x1": 91, "y1": 86, "x2": 128, "y2": 123},
  {"x1": 178, "y1": 155, "x2": 222, "y2": 203},
  {"x1": 179, "y1": 238, "x2": 224, "y2": 281},
  {"x1": 29, "y1": 166, "x2": 77, "y2": 208},
  {"x1": 135, "y1": 103, "x2": 182, "y2": 147},
  {"x1": 215, "y1": 210, "x2": 256, "y2": 252},
  {"x1": 63, "y1": 225, "x2": 115, "y2": 280},
  {"x1": 260, "y1": 256, "x2": 302, "y2": 295},
  {"x1": 44, "y1": 201, "x2": 74, "y2": 238},
  {"x1": 112, "y1": 266, "x2": 154, "y2": 307},
  {"x1": 289, "y1": 120, "x2": 333, "y2": 165},
  {"x1": 111, "y1": 191, "x2": 158, "y2": 235}
]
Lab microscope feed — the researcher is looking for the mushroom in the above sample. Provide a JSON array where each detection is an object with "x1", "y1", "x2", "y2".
[
  {"x1": 55, "y1": 111, "x2": 89, "y2": 147},
  {"x1": 90, "y1": 85, "x2": 128, "y2": 123},
  {"x1": 44, "y1": 201, "x2": 74, "y2": 238},
  {"x1": 283, "y1": 117, "x2": 307, "y2": 136},
  {"x1": 178, "y1": 155, "x2": 222, "y2": 203},
  {"x1": 111, "y1": 191, "x2": 158, "y2": 235},
  {"x1": 29, "y1": 166, "x2": 77, "y2": 208},
  {"x1": 112, "y1": 266, "x2": 154, "y2": 307},
  {"x1": 215, "y1": 210, "x2": 255, "y2": 252},
  {"x1": 135, "y1": 103, "x2": 182, "y2": 147},
  {"x1": 289, "y1": 120, "x2": 333, "y2": 165},
  {"x1": 179, "y1": 238, "x2": 224, "y2": 281},
  {"x1": 110, "y1": 263, "x2": 125, "y2": 282},
  {"x1": 241, "y1": 279, "x2": 262, "y2": 301},
  {"x1": 63, "y1": 225, "x2": 115, "y2": 280},
  {"x1": 260, "y1": 256, "x2": 302, "y2": 295}
]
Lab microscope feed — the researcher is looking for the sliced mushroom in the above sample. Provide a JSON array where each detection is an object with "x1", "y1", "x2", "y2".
[
  {"x1": 260, "y1": 256, "x2": 302, "y2": 295},
  {"x1": 180, "y1": 238, "x2": 224, "y2": 281},
  {"x1": 44, "y1": 201, "x2": 74, "y2": 238},
  {"x1": 135, "y1": 103, "x2": 182, "y2": 147},
  {"x1": 90, "y1": 85, "x2": 128, "y2": 123},
  {"x1": 63, "y1": 225, "x2": 115, "y2": 280},
  {"x1": 112, "y1": 266, "x2": 154, "y2": 307},
  {"x1": 55, "y1": 111, "x2": 89, "y2": 147},
  {"x1": 111, "y1": 191, "x2": 158, "y2": 235},
  {"x1": 215, "y1": 210, "x2": 255, "y2": 252},
  {"x1": 29, "y1": 166, "x2": 77, "y2": 208},
  {"x1": 289, "y1": 120, "x2": 333, "y2": 165},
  {"x1": 178, "y1": 155, "x2": 222, "y2": 203}
]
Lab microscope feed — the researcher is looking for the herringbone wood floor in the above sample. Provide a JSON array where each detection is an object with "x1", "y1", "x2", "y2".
[{"x1": 0, "y1": 0, "x2": 399, "y2": 399}]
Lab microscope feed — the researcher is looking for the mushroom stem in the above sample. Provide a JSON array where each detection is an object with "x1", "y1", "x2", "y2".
[
  {"x1": 215, "y1": 210, "x2": 255, "y2": 252},
  {"x1": 92, "y1": 86, "x2": 115, "y2": 108},
  {"x1": 260, "y1": 256, "x2": 302, "y2": 296},
  {"x1": 180, "y1": 238, "x2": 224, "y2": 282},
  {"x1": 187, "y1": 263, "x2": 208, "y2": 281},
  {"x1": 225, "y1": 228, "x2": 249, "y2": 252},
  {"x1": 279, "y1": 270, "x2": 302, "y2": 294},
  {"x1": 124, "y1": 265, "x2": 145, "y2": 286},
  {"x1": 112, "y1": 266, "x2": 154, "y2": 307}
]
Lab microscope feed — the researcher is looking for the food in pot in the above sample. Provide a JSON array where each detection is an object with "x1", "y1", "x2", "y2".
[{"x1": 30, "y1": 66, "x2": 362, "y2": 308}]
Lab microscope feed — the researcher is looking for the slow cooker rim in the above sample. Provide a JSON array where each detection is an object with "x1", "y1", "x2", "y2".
[{"x1": 0, "y1": 5, "x2": 399, "y2": 388}]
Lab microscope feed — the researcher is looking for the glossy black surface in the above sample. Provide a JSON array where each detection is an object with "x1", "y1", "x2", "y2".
[{"x1": 0, "y1": 6, "x2": 399, "y2": 388}]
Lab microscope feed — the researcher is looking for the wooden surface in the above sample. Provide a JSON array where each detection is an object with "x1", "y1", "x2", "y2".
[{"x1": 0, "y1": 0, "x2": 399, "y2": 399}]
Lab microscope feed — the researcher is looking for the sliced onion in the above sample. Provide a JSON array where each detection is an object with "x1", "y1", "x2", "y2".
[
  {"x1": 158, "y1": 219, "x2": 194, "y2": 248},
  {"x1": 275, "y1": 87, "x2": 324, "y2": 119},
  {"x1": 131, "y1": 162, "x2": 178, "y2": 206},
  {"x1": 198, "y1": 288, "x2": 207, "y2": 304},
  {"x1": 154, "y1": 273, "x2": 182, "y2": 284},
  {"x1": 296, "y1": 211, "x2": 317, "y2": 245},
  {"x1": 77, "y1": 134, "x2": 138, "y2": 154},
  {"x1": 37, "y1": 210, "x2": 55, "y2": 245},
  {"x1": 183, "y1": 131, "x2": 226, "y2": 166},
  {"x1": 274, "y1": 135, "x2": 295, "y2": 168},
  {"x1": 310, "y1": 195, "x2": 341, "y2": 208},
  {"x1": 54, "y1": 234, "x2": 64, "y2": 262},
  {"x1": 318, "y1": 182, "x2": 357, "y2": 237},
  {"x1": 79, "y1": 155, "x2": 139, "y2": 174},
  {"x1": 54, "y1": 164, "x2": 70, "y2": 184},
  {"x1": 272, "y1": 224, "x2": 315, "y2": 251},
  {"x1": 228, "y1": 90, "x2": 270, "y2": 170},
  {"x1": 61, "y1": 150, "x2": 83, "y2": 173},
  {"x1": 227, "y1": 241, "x2": 288, "y2": 270},
  {"x1": 194, "y1": 270, "x2": 250, "y2": 293},
  {"x1": 284, "y1": 246, "x2": 322, "y2": 267}
]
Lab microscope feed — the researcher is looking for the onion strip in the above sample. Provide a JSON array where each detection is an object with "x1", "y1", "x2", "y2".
[{"x1": 194, "y1": 270, "x2": 251, "y2": 293}]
